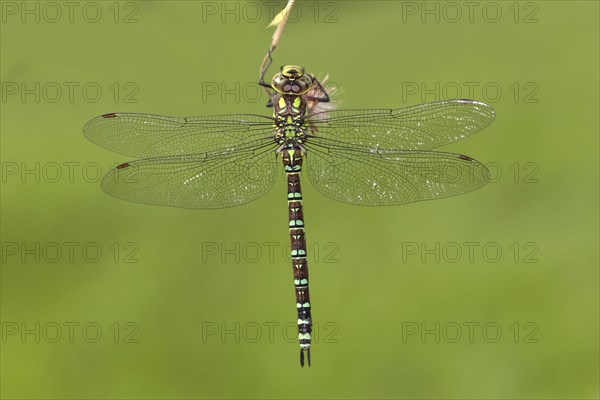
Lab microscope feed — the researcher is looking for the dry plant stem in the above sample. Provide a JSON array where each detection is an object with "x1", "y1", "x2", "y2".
[{"x1": 259, "y1": 0, "x2": 296, "y2": 90}]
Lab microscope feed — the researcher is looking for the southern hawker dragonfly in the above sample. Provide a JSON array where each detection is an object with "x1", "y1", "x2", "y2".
[{"x1": 83, "y1": 65, "x2": 495, "y2": 367}]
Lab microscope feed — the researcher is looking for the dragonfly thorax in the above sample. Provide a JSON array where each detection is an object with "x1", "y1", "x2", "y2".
[{"x1": 274, "y1": 94, "x2": 308, "y2": 147}]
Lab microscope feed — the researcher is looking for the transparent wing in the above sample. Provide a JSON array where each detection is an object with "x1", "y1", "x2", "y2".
[
  {"x1": 83, "y1": 112, "x2": 275, "y2": 157},
  {"x1": 101, "y1": 142, "x2": 278, "y2": 209},
  {"x1": 305, "y1": 143, "x2": 489, "y2": 206},
  {"x1": 306, "y1": 99, "x2": 495, "y2": 151}
]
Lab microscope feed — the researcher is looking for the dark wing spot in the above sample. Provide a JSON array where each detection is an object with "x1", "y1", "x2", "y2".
[
  {"x1": 458, "y1": 155, "x2": 473, "y2": 161},
  {"x1": 102, "y1": 113, "x2": 117, "y2": 118},
  {"x1": 116, "y1": 162, "x2": 130, "y2": 169}
]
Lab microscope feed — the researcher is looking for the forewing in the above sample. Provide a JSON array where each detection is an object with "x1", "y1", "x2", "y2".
[
  {"x1": 306, "y1": 99, "x2": 495, "y2": 151},
  {"x1": 101, "y1": 144, "x2": 278, "y2": 209},
  {"x1": 83, "y1": 113, "x2": 275, "y2": 157}
]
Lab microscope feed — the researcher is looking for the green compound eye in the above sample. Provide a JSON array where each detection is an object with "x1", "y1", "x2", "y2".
[
  {"x1": 271, "y1": 66, "x2": 312, "y2": 95},
  {"x1": 281, "y1": 65, "x2": 305, "y2": 79}
]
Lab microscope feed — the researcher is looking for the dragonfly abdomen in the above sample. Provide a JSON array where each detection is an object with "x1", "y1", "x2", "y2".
[{"x1": 283, "y1": 146, "x2": 312, "y2": 367}]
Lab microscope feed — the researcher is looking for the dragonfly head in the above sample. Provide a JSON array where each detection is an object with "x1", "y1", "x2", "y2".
[{"x1": 271, "y1": 65, "x2": 312, "y2": 95}]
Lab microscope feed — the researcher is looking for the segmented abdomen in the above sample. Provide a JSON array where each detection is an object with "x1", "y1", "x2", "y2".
[{"x1": 283, "y1": 146, "x2": 312, "y2": 366}]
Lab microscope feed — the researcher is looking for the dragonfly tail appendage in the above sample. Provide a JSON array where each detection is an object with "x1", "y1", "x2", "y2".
[{"x1": 300, "y1": 348, "x2": 311, "y2": 367}]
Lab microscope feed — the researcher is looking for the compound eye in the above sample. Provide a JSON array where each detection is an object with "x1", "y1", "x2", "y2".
[
  {"x1": 282, "y1": 65, "x2": 305, "y2": 79},
  {"x1": 283, "y1": 68, "x2": 297, "y2": 78}
]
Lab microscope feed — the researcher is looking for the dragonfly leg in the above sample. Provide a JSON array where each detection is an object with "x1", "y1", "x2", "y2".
[
  {"x1": 265, "y1": 94, "x2": 274, "y2": 108},
  {"x1": 305, "y1": 75, "x2": 330, "y2": 103},
  {"x1": 258, "y1": 48, "x2": 277, "y2": 107},
  {"x1": 258, "y1": 48, "x2": 274, "y2": 88}
]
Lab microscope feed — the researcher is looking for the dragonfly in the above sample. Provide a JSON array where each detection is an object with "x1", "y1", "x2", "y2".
[{"x1": 83, "y1": 64, "x2": 495, "y2": 367}]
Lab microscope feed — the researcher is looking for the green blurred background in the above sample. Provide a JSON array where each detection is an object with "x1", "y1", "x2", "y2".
[{"x1": 1, "y1": 1, "x2": 598, "y2": 398}]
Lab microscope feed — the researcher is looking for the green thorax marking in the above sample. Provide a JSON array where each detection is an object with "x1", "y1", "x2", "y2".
[{"x1": 274, "y1": 95, "x2": 308, "y2": 144}]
